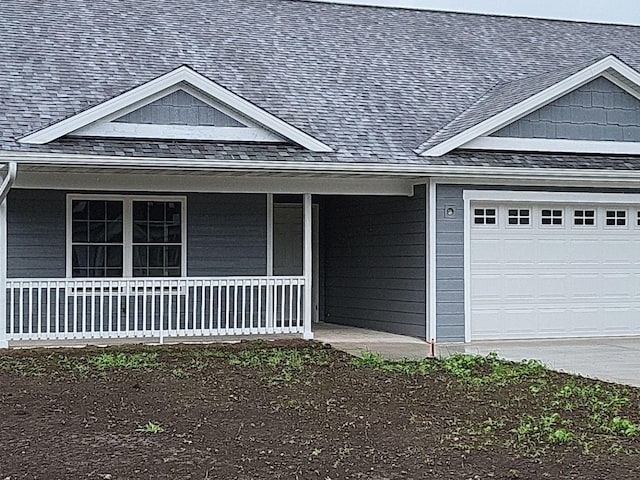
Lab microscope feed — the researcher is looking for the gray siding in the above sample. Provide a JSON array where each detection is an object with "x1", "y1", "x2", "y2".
[
  {"x1": 187, "y1": 193, "x2": 266, "y2": 276},
  {"x1": 8, "y1": 189, "x2": 67, "y2": 278},
  {"x1": 115, "y1": 90, "x2": 246, "y2": 127},
  {"x1": 7, "y1": 190, "x2": 266, "y2": 279},
  {"x1": 323, "y1": 186, "x2": 426, "y2": 338},
  {"x1": 436, "y1": 183, "x2": 640, "y2": 343},
  {"x1": 493, "y1": 77, "x2": 640, "y2": 141}
]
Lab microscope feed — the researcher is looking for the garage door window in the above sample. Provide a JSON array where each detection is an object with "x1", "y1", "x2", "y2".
[
  {"x1": 541, "y1": 209, "x2": 563, "y2": 226},
  {"x1": 574, "y1": 209, "x2": 595, "y2": 226},
  {"x1": 605, "y1": 210, "x2": 626, "y2": 227},
  {"x1": 507, "y1": 208, "x2": 530, "y2": 226},
  {"x1": 474, "y1": 208, "x2": 497, "y2": 226}
]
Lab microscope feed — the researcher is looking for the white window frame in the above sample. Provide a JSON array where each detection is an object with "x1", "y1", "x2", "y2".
[
  {"x1": 604, "y1": 208, "x2": 628, "y2": 229},
  {"x1": 506, "y1": 207, "x2": 531, "y2": 228},
  {"x1": 472, "y1": 206, "x2": 498, "y2": 227},
  {"x1": 539, "y1": 207, "x2": 564, "y2": 227},
  {"x1": 66, "y1": 194, "x2": 187, "y2": 278},
  {"x1": 572, "y1": 208, "x2": 597, "y2": 228}
]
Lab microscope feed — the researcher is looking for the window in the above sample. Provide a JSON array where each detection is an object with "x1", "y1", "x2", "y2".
[
  {"x1": 541, "y1": 209, "x2": 563, "y2": 226},
  {"x1": 507, "y1": 208, "x2": 530, "y2": 225},
  {"x1": 574, "y1": 209, "x2": 595, "y2": 226},
  {"x1": 71, "y1": 200, "x2": 124, "y2": 277},
  {"x1": 474, "y1": 208, "x2": 497, "y2": 225},
  {"x1": 132, "y1": 201, "x2": 182, "y2": 277},
  {"x1": 637, "y1": 211, "x2": 640, "y2": 226},
  {"x1": 68, "y1": 196, "x2": 185, "y2": 278},
  {"x1": 606, "y1": 210, "x2": 626, "y2": 227}
]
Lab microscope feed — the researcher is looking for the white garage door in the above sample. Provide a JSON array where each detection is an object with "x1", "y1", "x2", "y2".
[{"x1": 469, "y1": 199, "x2": 640, "y2": 340}]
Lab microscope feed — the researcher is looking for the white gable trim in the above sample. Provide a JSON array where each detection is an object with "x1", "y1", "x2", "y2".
[
  {"x1": 463, "y1": 137, "x2": 640, "y2": 155},
  {"x1": 70, "y1": 83, "x2": 283, "y2": 142},
  {"x1": 19, "y1": 66, "x2": 333, "y2": 152},
  {"x1": 421, "y1": 55, "x2": 640, "y2": 157}
]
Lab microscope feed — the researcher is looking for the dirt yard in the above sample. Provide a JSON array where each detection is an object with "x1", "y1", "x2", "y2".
[{"x1": 0, "y1": 340, "x2": 639, "y2": 479}]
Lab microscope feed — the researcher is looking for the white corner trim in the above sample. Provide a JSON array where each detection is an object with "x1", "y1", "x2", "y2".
[
  {"x1": 19, "y1": 66, "x2": 333, "y2": 152},
  {"x1": 422, "y1": 55, "x2": 640, "y2": 157},
  {"x1": 427, "y1": 179, "x2": 437, "y2": 342},
  {"x1": 462, "y1": 190, "x2": 471, "y2": 343},
  {"x1": 0, "y1": 163, "x2": 17, "y2": 205},
  {"x1": 73, "y1": 123, "x2": 283, "y2": 142},
  {"x1": 462, "y1": 137, "x2": 640, "y2": 155}
]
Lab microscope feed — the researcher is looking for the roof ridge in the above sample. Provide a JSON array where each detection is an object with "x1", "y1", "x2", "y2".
[{"x1": 295, "y1": 1, "x2": 640, "y2": 28}]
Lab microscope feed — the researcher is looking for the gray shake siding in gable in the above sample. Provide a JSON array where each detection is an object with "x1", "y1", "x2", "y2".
[
  {"x1": 492, "y1": 77, "x2": 640, "y2": 141},
  {"x1": 322, "y1": 186, "x2": 426, "y2": 338},
  {"x1": 7, "y1": 190, "x2": 267, "y2": 279}
]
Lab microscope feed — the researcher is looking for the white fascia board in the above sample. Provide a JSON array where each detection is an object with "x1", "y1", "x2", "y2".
[
  {"x1": 463, "y1": 137, "x2": 640, "y2": 155},
  {"x1": 422, "y1": 55, "x2": 640, "y2": 157},
  {"x1": 73, "y1": 123, "x2": 283, "y2": 142},
  {"x1": 18, "y1": 66, "x2": 333, "y2": 152},
  {"x1": 7, "y1": 151, "x2": 640, "y2": 183}
]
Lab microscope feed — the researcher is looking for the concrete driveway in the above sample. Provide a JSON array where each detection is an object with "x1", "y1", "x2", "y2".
[
  {"x1": 314, "y1": 323, "x2": 640, "y2": 388},
  {"x1": 442, "y1": 337, "x2": 640, "y2": 388}
]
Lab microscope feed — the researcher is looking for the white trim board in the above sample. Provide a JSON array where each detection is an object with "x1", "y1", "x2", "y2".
[
  {"x1": 15, "y1": 171, "x2": 416, "y2": 196},
  {"x1": 19, "y1": 66, "x2": 333, "y2": 152},
  {"x1": 10, "y1": 151, "x2": 640, "y2": 183},
  {"x1": 463, "y1": 137, "x2": 640, "y2": 155},
  {"x1": 421, "y1": 55, "x2": 640, "y2": 157}
]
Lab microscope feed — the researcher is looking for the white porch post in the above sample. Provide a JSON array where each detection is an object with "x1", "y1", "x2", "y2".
[
  {"x1": 0, "y1": 199, "x2": 7, "y2": 348},
  {"x1": 303, "y1": 193, "x2": 313, "y2": 340}
]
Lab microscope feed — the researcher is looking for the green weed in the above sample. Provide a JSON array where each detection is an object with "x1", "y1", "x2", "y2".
[
  {"x1": 135, "y1": 421, "x2": 165, "y2": 433},
  {"x1": 88, "y1": 352, "x2": 161, "y2": 371}
]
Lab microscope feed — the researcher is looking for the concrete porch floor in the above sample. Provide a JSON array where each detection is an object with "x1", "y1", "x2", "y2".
[{"x1": 314, "y1": 322, "x2": 640, "y2": 388}]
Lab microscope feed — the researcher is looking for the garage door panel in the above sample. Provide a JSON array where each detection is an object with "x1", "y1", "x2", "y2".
[{"x1": 470, "y1": 199, "x2": 640, "y2": 340}]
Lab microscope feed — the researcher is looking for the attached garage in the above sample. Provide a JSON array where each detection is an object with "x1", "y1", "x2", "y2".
[{"x1": 465, "y1": 191, "x2": 640, "y2": 341}]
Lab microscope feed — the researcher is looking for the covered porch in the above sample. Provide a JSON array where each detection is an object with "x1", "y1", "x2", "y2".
[{"x1": 0, "y1": 163, "x2": 428, "y2": 347}]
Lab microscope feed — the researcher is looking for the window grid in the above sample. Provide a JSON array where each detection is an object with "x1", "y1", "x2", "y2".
[
  {"x1": 606, "y1": 210, "x2": 627, "y2": 227},
  {"x1": 67, "y1": 196, "x2": 185, "y2": 278},
  {"x1": 541, "y1": 209, "x2": 563, "y2": 226},
  {"x1": 507, "y1": 208, "x2": 530, "y2": 226},
  {"x1": 71, "y1": 200, "x2": 124, "y2": 278},
  {"x1": 574, "y1": 209, "x2": 596, "y2": 226},
  {"x1": 473, "y1": 208, "x2": 497, "y2": 226}
]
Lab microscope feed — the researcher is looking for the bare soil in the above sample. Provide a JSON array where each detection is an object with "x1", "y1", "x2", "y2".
[{"x1": 0, "y1": 340, "x2": 639, "y2": 479}]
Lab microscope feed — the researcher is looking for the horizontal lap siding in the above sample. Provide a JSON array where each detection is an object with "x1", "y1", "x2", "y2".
[
  {"x1": 187, "y1": 193, "x2": 266, "y2": 276},
  {"x1": 8, "y1": 189, "x2": 67, "y2": 278},
  {"x1": 323, "y1": 186, "x2": 426, "y2": 337},
  {"x1": 6, "y1": 190, "x2": 266, "y2": 279}
]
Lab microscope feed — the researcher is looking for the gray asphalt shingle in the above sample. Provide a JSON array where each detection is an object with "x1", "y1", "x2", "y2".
[{"x1": 2, "y1": 0, "x2": 640, "y2": 170}]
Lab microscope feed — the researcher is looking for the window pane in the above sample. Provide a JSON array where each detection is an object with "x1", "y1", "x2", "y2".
[
  {"x1": 106, "y1": 245, "x2": 123, "y2": 268},
  {"x1": 72, "y1": 221, "x2": 89, "y2": 243},
  {"x1": 72, "y1": 245, "x2": 89, "y2": 268},
  {"x1": 148, "y1": 202, "x2": 165, "y2": 221},
  {"x1": 148, "y1": 224, "x2": 166, "y2": 243},
  {"x1": 133, "y1": 221, "x2": 147, "y2": 243},
  {"x1": 166, "y1": 246, "x2": 181, "y2": 268},
  {"x1": 133, "y1": 201, "x2": 147, "y2": 222},
  {"x1": 167, "y1": 225, "x2": 181, "y2": 243},
  {"x1": 89, "y1": 221, "x2": 107, "y2": 243},
  {"x1": 72, "y1": 200, "x2": 89, "y2": 220},
  {"x1": 133, "y1": 245, "x2": 148, "y2": 269},
  {"x1": 88, "y1": 245, "x2": 106, "y2": 267},
  {"x1": 89, "y1": 201, "x2": 106, "y2": 221},
  {"x1": 106, "y1": 201, "x2": 123, "y2": 221},
  {"x1": 106, "y1": 221, "x2": 123, "y2": 243}
]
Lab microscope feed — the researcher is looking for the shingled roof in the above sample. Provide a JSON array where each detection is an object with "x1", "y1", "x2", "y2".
[{"x1": 2, "y1": 0, "x2": 640, "y2": 169}]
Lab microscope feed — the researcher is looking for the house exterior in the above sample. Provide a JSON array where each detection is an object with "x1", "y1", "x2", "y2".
[{"x1": 2, "y1": 1, "x2": 640, "y2": 347}]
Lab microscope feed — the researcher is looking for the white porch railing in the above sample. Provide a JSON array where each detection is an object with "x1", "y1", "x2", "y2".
[{"x1": 5, "y1": 276, "x2": 306, "y2": 342}]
